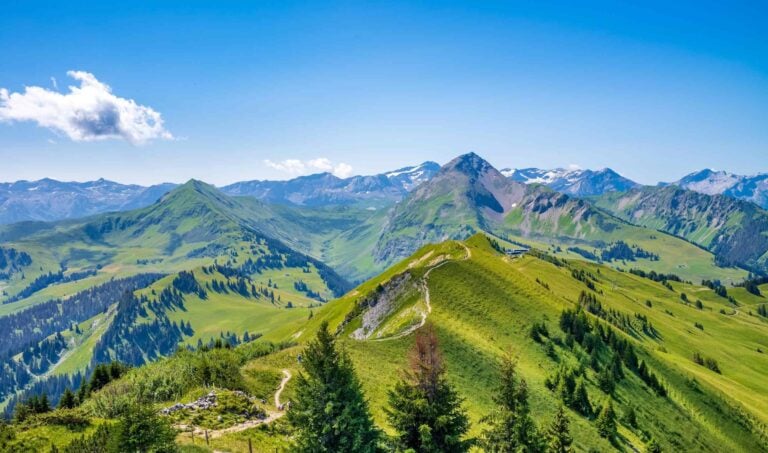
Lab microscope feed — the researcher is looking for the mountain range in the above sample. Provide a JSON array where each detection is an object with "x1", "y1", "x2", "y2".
[
  {"x1": 1, "y1": 152, "x2": 767, "y2": 452},
  {"x1": 502, "y1": 167, "x2": 641, "y2": 196},
  {"x1": 4, "y1": 160, "x2": 767, "y2": 226},
  {"x1": 671, "y1": 168, "x2": 768, "y2": 208}
]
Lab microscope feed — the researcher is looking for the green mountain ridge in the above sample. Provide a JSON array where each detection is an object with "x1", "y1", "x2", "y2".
[
  {"x1": 374, "y1": 153, "x2": 747, "y2": 283},
  {"x1": 593, "y1": 185, "x2": 768, "y2": 273}
]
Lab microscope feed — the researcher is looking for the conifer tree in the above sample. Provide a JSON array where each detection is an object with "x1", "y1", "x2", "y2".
[
  {"x1": 546, "y1": 406, "x2": 573, "y2": 453},
  {"x1": 572, "y1": 381, "x2": 592, "y2": 417},
  {"x1": 58, "y1": 388, "x2": 77, "y2": 409},
  {"x1": 386, "y1": 324, "x2": 469, "y2": 452},
  {"x1": 622, "y1": 406, "x2": 637, "y2": 428},
  {"x1": 288, "y1": 321, "x2": 378, "y2": 452},
  {"x1": 596, "y1": 400, "x2": 617, "y2": 439},
  {"x1": 597, "y1": 367, "x2": 615, "y2": 395},
  {"x1": 482, "y1": 356, "x2": 542, "y2": 452}
]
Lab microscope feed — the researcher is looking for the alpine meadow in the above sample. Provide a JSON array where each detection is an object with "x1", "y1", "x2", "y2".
[{"x1": 1, "y1": 2, "x2": 767, "y2": 452}]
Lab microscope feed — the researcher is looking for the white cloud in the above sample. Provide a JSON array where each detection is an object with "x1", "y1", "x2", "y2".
[
  {"x1": 0, "y1": 71, "x2": 172, "y2": 144},
  {"x1": 264, "y1": 158, "x2": 354, "y2": 178}
]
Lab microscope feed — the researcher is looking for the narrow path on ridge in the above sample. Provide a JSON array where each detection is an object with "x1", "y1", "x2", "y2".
[{"x1": 373, "y1": 241, "x2": 472, "y2": 341}]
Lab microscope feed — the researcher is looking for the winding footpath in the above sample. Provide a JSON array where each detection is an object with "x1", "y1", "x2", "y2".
[
  {"x1": 374, "y1": 242, "x2": 472, "y2": 341},
  {"x1": 178, "y1": 369, "x2": 292, "y2": 442},
  {"x1": 274, "y1": 369, "x2": 291, "y2": 409}
]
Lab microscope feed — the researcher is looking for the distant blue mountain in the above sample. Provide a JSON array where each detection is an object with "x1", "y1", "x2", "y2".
[
  {"x1": 501, "y1": 167, "x2": 640, "y2": 196},
  {"x1": 670, "y1": 169, "x2": 768, "y2": 209}
]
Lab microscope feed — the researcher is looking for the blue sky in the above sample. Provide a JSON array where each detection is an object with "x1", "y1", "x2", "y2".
[{"x1": 0, "y1": 0, "x2": 766, "y2": 185}]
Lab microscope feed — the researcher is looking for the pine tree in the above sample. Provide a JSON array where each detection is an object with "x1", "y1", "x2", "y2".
[
  {"x1": 597, "y1": 367, "x2": 615, "y2": 395},
  {"x1": 114, "y1": 403, "x2": 176, "y2": 452},
  {"x1": 546, "y1": 406, "x2": 573, "y2": 453},
  {"x1": 58, "y1": 388, "x2": 77, "y2": 409},
  {"x1": 38, "y1": 394, "x2": 50, "y2": 413},
  {"x1": 596, "y1": 400, "x2": 617, "y2": 439},
  {"x1": 482, "y1": 356, "x2": 542, "y2": 452},
  {"x1": 287, "y1": 321, "x2": 379, "y2": 452},
  {"x1": 386, "y1": 324, "x2": 469, "y2": 452},
  {"x1": 571, "y1": 381, "x2": 592, "y2": 417},
  {"x1": 622, "y1": 405, "x2": 637, "y2": 428}
]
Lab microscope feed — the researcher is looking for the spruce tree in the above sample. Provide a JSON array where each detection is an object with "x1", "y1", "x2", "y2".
[
  {"x1": 571, "y1": 381, "x2": 592, "y2": 417},
  {"x1": 58, "y1": 388, "x2": 77, "y2": 409},
  {"x1": 288, "y1": 321, "x2": 378, "y2": 452},
  {"x1": 113, "y1": 403, "x2": 176, "y2": 453},
  {"x1": 596, "y1": 400, "x2": 617, "y2": 439},
  {"x1": 546, "y1": 406, "x2": 573, "y2": 453},
  {"x1": 482, "y1": 356, "x2": 542, "y2": 452},
  {"x1": 597, "y1": 367, "x2": 615, "y2": 395},
  {"x1": 622, "y1": 406, "x2": 637, "y2": 428},
  {"x1": 386, "y1": 324, "x2": 469, "y2": 452}
]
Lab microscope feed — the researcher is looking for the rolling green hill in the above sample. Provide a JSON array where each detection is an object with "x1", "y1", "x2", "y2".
[
  {"x1": 0, "y1": 180, "x2": 356, "y2": 408},
  {"x1": 6, "y1": 234, "x2": 766, "y2": 452}
]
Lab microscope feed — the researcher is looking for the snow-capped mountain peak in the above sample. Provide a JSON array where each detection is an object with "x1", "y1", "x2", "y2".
[{"x1": 501, "y1": 167, "x2": 639, "y2": 196}]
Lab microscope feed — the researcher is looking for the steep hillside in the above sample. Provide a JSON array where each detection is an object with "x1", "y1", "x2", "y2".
[
  {"x1": 299, "y1": 235, "x2": 768, "y2": 452},
  {"x1": 594, "y1": 186, "x2": 768, "y2": 273}
]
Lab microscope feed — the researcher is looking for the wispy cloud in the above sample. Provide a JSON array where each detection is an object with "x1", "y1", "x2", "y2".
[
  {"x1": 0, "y1": 71, "x2": 172, "y2": 144},
  {"x1": 264, "y1": 158, "x2": 354, "y2": 178}
]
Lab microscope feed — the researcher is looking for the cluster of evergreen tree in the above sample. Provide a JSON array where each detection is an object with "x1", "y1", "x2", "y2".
[
  {"x1": 19, "y1": 333, "x2": 68, "y2": 375},
  {"x1": 560, "y1": 306, "x2": 666, "y2": 397},
  {"x1": 91, "y1": 291, "x2": 190, "y2": 367},
  {"x1": 546, "y1": 365, "x2": 593, "y2": 417},
  {"x1": 289, "y1": 323, "x2": 584, "y2": 453},
  {"x1": 3, "y1": 268, "x2": 98, "y2": 304},
  {"x1": 567, "y1": 246, "x2": 599, "y2": 261},
  {"x1": 600, "y1": 241, "x2": 658, "y2": 262},
  {"x1": 2, "y1": 372, "x2": 83, "y2": 419},
  {"x1": 51, "y1": 403, "x2": 176, "y2": 453},
  {"x1": 629, "y1": 268, "x2": 685, "y2": 284},
  {"x1": 171, "y1": 270, "x2": 206, "y2": 298},
  {"x1": 575, "y1": 291, "x2": 657, "y2": 338},
  {"x1": 293, "y1": 279, "x2": 323, "y2": 301},
  {"x1": 12, "y1": 393, "x2": 51, "y2": 422},
  {"x1": 194, "y1": 330, "x2": 259, "y2": 351},
  {"x1": 570, "y1": 269, "x2": 598, "y2": 291},
  {"x1": 692, "y1": 352, "x2": 721, "y2": 373},
  {"x1": 0, "y1": 247, "x2": 32, "y2": 272},
  {"x1": 701, "y1": 279, "x2": 728, "y2": 298},
  {"x1": 0, "y1": 274, "x2": 161, "y2": 399}
]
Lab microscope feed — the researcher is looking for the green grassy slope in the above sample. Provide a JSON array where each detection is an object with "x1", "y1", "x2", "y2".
[
  {"x1": 0, "y1": 181, "x2": 356, "y2": 408},
  {"x1": 289, "y1": 234, "x2": 767, "y2": 451},
  {"x1": 8, "y1": 234, "x2": 766, "y2": 452}
]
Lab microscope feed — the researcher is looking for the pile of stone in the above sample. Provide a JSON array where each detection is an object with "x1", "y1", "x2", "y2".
[{"x1": 160, "y1": 391, "x2": 218, "y2": 415}]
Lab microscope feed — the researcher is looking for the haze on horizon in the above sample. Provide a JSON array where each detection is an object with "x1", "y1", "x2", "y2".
[{"x1": 1, "y1": 1, "x2": 766, "y2": 186}]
